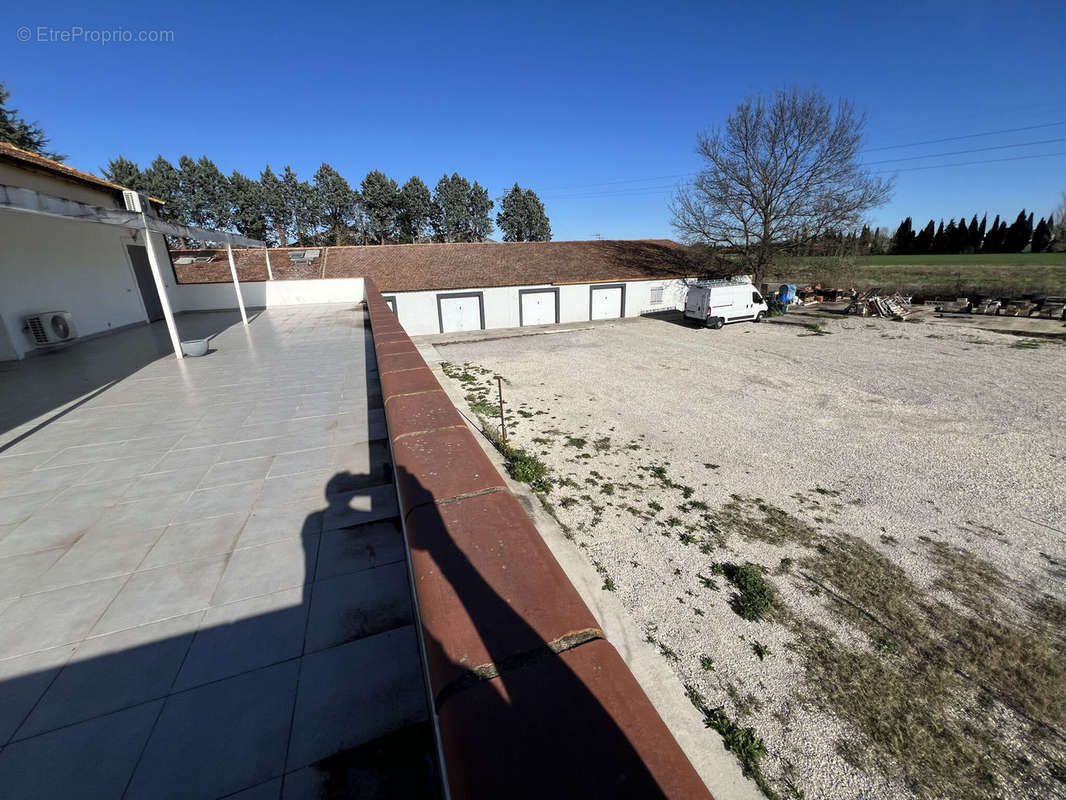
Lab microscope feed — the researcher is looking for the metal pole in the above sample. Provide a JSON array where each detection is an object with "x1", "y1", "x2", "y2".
[
  {"x1": 497, "y1": 376, "x2": 506, "y2": 444},
  {"x1": 141, "y1": 215, "x2": 184, "y2": 360},
  {"x1": 226, "y1": 241, "x2": 249, "y2": 325},
  {"x1": 264, "y1": 246, "x2": 274, "y2": 281}
]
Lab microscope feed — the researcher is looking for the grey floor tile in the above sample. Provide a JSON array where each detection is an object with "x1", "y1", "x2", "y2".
[
  {"x1": 174, "y1": 587, "x2": 306, "y2": 691},
  {"x1": 222, "y1": 437, "x2": 286, "y2": 462},
  {"x1": 149, "y1": 445, "x2": 221, "y2": 473},
  {"x1": 0, "y1": 576, "x2": 125, "y2": 656},
  {"x1": 228, "y1": 777, "x2": 283, "y2": 799},
  {"x1": 15, "y1": 612, "x2": 203, "y2": 739},
  {"x1": 286, "y1": 626, "x2": 427, "y2": 770},
  {"x1": 212, "y1": 537, "x2": 318, "y2": 606},
  {"x1": 0, "y1": 547, "x2": 67, "y2": 601},
  {"x1": 315, "y1": 520, "x2": 405, "y2": 581},
  {"x1": 173, "y1": 480, "x2": 263, "y2": 524},
  {"x1": 258, "y1": 470, "x2": 334, "y2": 511},
  {"x1": 50, "y1": 478, "x2": 134, "y2": 508},
  {"x1": 141, "y1": 512, "x2": 248, "y2": 569},
  {"x1": 0, "y1": 504, "x2": 104, "y2": 558},
  {"x1": 321, "y1": 483, "x2": 399, "y2": 531},
  {"x1": 35, "y1": 531, "x2": 160, "y2": 592},
  {"x1": 0, "y1": 644, "x2": 75, "y2": 743},
  {"x1": 0, "y1": 490, "x2": 56, "y2": 527},
  {"x1": 37, "y1": 440, "x2": 129, "y2": 469},
  {"x1": 200, "y1": 456, "x2": 274, "y2": 489},
  {"x1": 268, "y1": 448, "x2": 333, "y2": 478},
  {"x1": 91, "y1": 556, "x2": 227, "y2": 636},
  {"x1": 74, "y1": 453, "x2": 168, "y2": 486},
  {"x1": 304, "y1": 562, "x2": 412, "y2": 653},
  {"x1": 237, "y1": 507, "x2": 322, "y2": 550},
  {"x1": 124, "y1": 466, "x2": 210, "y2": 500},
  {"x1": 125, "y1": 660, "x2": 299, "y2": 800},
  {"x1": 0, "y1": 700, "x2": 163, "y2": 800},
  {"x1": 98, "y1": 492, "x2": 191, "y2": 530}
]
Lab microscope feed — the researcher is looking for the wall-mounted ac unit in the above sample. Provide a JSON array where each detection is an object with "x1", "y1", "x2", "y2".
[
  {"x1": 122, "y1": 190, "x2": 147, "y2": 213},
  {"x1": 23, "y1": 312, "x2": 78, "y2": 348}
]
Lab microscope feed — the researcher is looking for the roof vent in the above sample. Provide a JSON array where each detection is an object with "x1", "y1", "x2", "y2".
[{"x1": 288, "y1": 249, "x2": 320, "y2": 265}]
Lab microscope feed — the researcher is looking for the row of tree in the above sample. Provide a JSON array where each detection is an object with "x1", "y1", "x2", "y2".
[
  {"x1": 103, "y1": 155, "x2": 552, "y2": 246},
  {"x1": 890, "y1": 210, "x2": 1056, "y2": 255}
]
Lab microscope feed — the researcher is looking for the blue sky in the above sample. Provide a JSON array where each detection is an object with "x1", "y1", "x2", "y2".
[{"x1": 4, "y1": 0, "x2": 1064, "y2": 240}]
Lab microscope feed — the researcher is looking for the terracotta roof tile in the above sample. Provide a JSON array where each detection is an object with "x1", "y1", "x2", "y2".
[{"x1": 172, "y1": 239, "x2": 702, "y2": 291}]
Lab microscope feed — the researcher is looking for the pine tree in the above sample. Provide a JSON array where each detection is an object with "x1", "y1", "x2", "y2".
[
  {"x1": 968, "y1": 214, "x2": 981, "y2": 253},
  {"x1": 259, "y1": 166, "x2": 289, "y2": 247},
  {"x1": 142, "y1": 156, "x2": 182, "y2": 224},
  {"x1": 0, "y1": 83, "x2": 65, "y2": 161},
  {"x1": 313, "y1": 163, "x2": 356, "y2": 245},
  {"x1": 103, "y1": 157, "x2": 142, "y2": 190},
  {"x1": 955, "y1": 217, "x2": 968, "y2": 253},
  {"x1": 227, "y1": 171, "x2": 268, "y2": 242},
  {"x1": 932, "y1": 220, "x2": 946, "y2": 254},
  {"x1": 1031, "y1": 217, "x2": 1052, "y2": 253},
  {"x1": 361, "y1": 170, "x2": 400, "y2": 245},
  {"x1": 496, "y1": 184, "x2": 552, "y2": 241},
  {"x1": 280, "y1": 166, "x2": 304, "y2": 245},
  {"x1": 431, "y1": 173, "x2": 472, "y2": 242},
  {"x1": 177, "y1": 156, "x2": 229, "y2": 230},
  {"x1": 467, "y1": 181, "x2": 494, "y2": 242},
  {"x1": 891, "y1": 217, "x2": 915, "y2": 254},
  {"x1": 982, "y1": 215, "x2": 1001, "y2": 252},
  {"x1": 397, "y1": 177, "x2": 432, "y2": 243}
]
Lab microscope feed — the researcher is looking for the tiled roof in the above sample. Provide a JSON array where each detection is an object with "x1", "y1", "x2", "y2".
[
  {"x1": 0, "y1": 142, "x2": 132, "y2": 196},
  {"x1": 171, "y1": 239, "x2": 704, "y2": 292}
]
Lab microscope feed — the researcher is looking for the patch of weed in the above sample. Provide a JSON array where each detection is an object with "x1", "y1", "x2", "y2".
[
  {"x1": 719, "y1": 562, "x2": 775, "y2": 621},
  {"x1": 752, "y1": 640, "x2": 771, "y2": 660}
]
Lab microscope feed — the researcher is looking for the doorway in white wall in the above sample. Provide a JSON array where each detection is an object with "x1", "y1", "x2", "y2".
[
  {"x1": 519, "y1": 288, "x2": 558, "y2": 326},
  {"x1": 437, "y1": 292, "x2": 484, "y2": 333},
  {"x1": 589, "y1": 284, "x2": 625, "y2": 320},
  {"x1": 127, "y1": 245, "x2": 165, "y2": 322}
]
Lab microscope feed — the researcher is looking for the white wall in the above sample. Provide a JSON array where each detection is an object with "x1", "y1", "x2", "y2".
[
  {"x1": 0, "y1": 211, "x2": 163, "y2": 359},
  {"x1": 387, "y1": 278, "x2": 692, "y2": 336},
  {"x1": 172, "y1": 277, "x2": 365, "y2": 313}
]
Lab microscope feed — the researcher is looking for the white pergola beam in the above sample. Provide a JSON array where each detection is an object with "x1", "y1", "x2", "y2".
[{"x1": 226, "y1": 242, "x2": 248, "y2": 325}]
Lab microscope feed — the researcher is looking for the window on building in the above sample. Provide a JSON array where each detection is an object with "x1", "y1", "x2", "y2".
[{"x1": 649, "y1": 285, "x2": 664, "y2": 305}]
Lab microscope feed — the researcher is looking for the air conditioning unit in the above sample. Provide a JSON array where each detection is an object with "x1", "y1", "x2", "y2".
[
  {"x1": 122, "y1": 190, "x2": 147, "y2": 213},
  {"x1": 23, "y1": 312, "x2": 77, "y2": 348}
]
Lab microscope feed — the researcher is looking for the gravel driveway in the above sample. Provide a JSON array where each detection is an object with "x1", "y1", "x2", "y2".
[{"x1": 433, "y1": 313, "x2": 1066, "y2": 800}]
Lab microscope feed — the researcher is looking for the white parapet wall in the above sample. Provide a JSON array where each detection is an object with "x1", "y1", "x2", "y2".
[{"x1": 171, "y1": 278, "x2": 366, "y2": 313}]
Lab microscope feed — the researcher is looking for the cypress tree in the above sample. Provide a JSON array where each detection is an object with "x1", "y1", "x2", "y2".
[
  {"x1": 259, "y1": 165, "x2": 289, "y2": 247},
  {"x1": 1031, "y1": 217, "x2": 1052, "y2": 253},
  {"x1": 891, "y1": 217, "x2": 915, "y2": 254},
  {"x1": 361, "y1": 170, "x2": 401, "y2": 244},
  {"x1": 932, "y1": 220, "x2": 946, "y2": 253},
  {"x1": 914, "y1": 220, "x2": 935, "y2": 253},
  {"x1": 397, "y1": 177, "x2": 432, "y2": 243}
]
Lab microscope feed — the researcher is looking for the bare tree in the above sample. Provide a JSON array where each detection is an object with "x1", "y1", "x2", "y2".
[
  {"x1": 1053, "y1": 192, "x2": 1066, "y2": 252},
  {"x1": 671, "y1": 88, "x2": 892, "y2": 285}
]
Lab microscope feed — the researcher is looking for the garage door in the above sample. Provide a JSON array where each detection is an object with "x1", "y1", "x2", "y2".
[
  {"x1": 520, "y1": 290, "x2": 557, "y2": 326},
  {"x1": 590, "y1": 285, "x2": 624, "y2": 320},
  {"x1": 438, "y1": 293, "x2": 483, "y2": 333}
]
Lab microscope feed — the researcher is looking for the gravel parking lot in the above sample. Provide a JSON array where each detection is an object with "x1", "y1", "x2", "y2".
[{"x1": 433, "y1": 313, "x2": 1066, "y2": 800}]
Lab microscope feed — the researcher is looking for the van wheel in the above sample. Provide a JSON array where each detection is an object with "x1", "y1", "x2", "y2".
[
  {"x1": 709, "y1": 317, "x2": 724, "y2": 330},
  {"x1": 754, "y1": 312, "x2": 765, "y2": 323}
]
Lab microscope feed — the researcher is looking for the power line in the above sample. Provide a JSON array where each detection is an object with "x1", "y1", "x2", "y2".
[
  {"x1": 871, "y1": 150, "x2": 1066, "y2": 174},
  {"x1": 507, "y1": 120, "x2": 1066, "y2": 196},
  {"x1": 861, "y1": 136, "x2": 1066, "y2": 165},
  {"x1": 862, "y1": 121, "x2": 1066, "y2": 152}
]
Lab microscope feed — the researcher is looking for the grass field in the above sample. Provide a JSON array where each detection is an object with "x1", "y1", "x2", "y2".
[{"x1": 768, "y1": 253, "x2": 1066, "y2": 297}]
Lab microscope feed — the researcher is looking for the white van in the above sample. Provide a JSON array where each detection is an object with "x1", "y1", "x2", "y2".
[{"x1": 683, "y1": 278, "x2": 768, "y2": 329}]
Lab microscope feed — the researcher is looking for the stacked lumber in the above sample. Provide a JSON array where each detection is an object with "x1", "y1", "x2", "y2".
[{"x1": 845, "y1": 289, "x2": 913, "y2": 319}]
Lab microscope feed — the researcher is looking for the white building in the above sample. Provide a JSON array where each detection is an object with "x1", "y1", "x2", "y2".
[
  {"x1": 0, "y1": 142, "x2": 265, "y2": 362},
  {"x1": 172, "y1": 239, "x2": 703, "y2": 336}
]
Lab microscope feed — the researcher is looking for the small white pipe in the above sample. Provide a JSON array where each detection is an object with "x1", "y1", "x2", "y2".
[
  {"x1": 141, "y1": 214, "x2": 183, "y2": 360},
  {"x1": 226, "y1": 241, "x2": 249, "y2": 325},
  {"x1": 264, "y1": 246, "x2": 274, "y2": 280}
]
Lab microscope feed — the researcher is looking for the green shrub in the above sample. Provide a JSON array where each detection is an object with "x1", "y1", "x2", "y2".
[{"x1": 720, "y1": 563, "x2": 775, "y2": 621}]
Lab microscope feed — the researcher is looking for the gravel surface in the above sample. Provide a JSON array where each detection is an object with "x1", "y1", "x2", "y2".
[{"x1": 435, "y1": 314, "x2": 1066, "y2": 800}]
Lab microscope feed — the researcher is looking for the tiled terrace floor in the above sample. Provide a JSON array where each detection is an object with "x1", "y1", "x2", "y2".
[{"x1": 0, "y1": 305, "x2": 436, "y2": 798}]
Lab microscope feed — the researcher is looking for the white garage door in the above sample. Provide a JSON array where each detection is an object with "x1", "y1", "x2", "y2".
[
  {"x1": 520, "y1": 291, "x2": 557, "y2": 326},
  {"x1": 439, "y1": 294, "x2": 482, "y2": 333},
  {"x1": 590, "y1": 285, "x2": 624, "y2": 320}
]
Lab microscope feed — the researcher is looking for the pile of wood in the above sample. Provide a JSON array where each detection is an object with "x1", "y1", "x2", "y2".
[{"x1": 845, "y1": 289, "x2": 912, "y2": 319}]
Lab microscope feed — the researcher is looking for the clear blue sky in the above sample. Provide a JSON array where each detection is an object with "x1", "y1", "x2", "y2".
[{"x1": 4, "y1": 0, "x2": 1064, "y2": 240}]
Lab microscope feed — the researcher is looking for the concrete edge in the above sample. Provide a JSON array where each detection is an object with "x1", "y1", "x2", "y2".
[{"x1": 422, "y1": 350, "x2": 764, "y2": 800}]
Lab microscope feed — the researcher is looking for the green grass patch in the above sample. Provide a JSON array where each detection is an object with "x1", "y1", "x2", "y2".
[{"x1": 719, "y1": 563, "x2": 775, "y2": 621}]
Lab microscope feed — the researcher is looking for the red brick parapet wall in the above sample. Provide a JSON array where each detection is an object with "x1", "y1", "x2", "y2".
[{"x1": 364, "y1": 278, "x2": 712, "y2": 798}]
